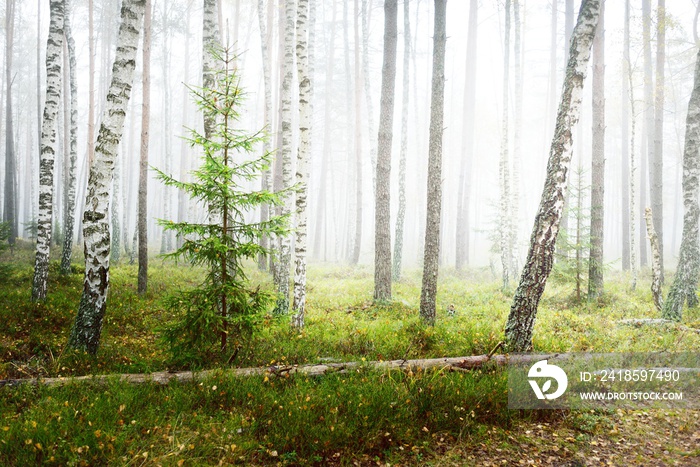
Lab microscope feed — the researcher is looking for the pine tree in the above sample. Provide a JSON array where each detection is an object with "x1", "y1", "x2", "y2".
[{"x1": 158, "y1": 46, "x2": 289, "y2": 364}]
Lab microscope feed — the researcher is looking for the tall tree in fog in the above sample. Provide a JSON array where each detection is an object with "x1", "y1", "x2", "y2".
[
  {"x1": 511, "y1": 0, "x2": 523, "y2": 276},
  {"x1": 32, "y1": 0, "x2": 65, "y2": 302},
  {"x1": 625, "y1": 0, "x2": 638, "y2": 289},
  {"x1": 87, "y1": 0, "x2": 95, "y2": 168},
  {"x1": 588, "y1": 0, "x2": 605, "y2": 300},
  {"x1": 68, "y1": 0, "x2": 145, "y2": 354},
  {"x1": 160, "y1": 2, "x2": 173, "y2": 254},
  {"x1": 374, "y1": 0, "x2": 398, "y2": 303},
  {"x1": 455, "y1": 0, "x2": 477, "y2": 271},
  {"x1": 4, "y1": 0, "x2": 16, "y2": 246},
  {"x1": 292, "y1": 0, "x2": 313, "y2": 328},
  {"x1": 651, "y1": 0, "x2": 666, "y2": 279},
  {"x1": 351, "y1": 0, "x2": 364, "y2": 266},
  {"x1": 661, "y1": 47, "x2": 700, "y2": 321},
  {"x1": 504, "y1": 0, "x2": 601, "y2": 352},
  {"x1": 60, "y1": 0, "x2": 79, "y2": 275},
  {"x1": 177, "y1": 3, "x2": 193, "y2": 250},
  {"x1": 419, "y1": 0, "x2": 447, "y2": 325},
  {"x1": 138, "y1": 0, "x2": 152, "y2": 295},
  {"x1": 203, "y1": 0, "x2": 221, "y2": 140},
  {"x1": 392, "y1": 0, "x2": 411, "y2": 280},
  {"x1": 257, "y1": 0, "x2": 273, "y2": 270},
  {"x1": 620, "y1": 0, "x2": 631, "y2": 271},
  {"x1": 641, "y1": 0, "x2": 652, "y2": 268},
  {"x1": 274, "y1": 0, "x2": 296, "y2": 315},
  {"x1": 499, "y1": 0, "x2": 513, "y2": 290},
  {"x1": 363, "y1": 0, "x2": 377, "y2": 193}
]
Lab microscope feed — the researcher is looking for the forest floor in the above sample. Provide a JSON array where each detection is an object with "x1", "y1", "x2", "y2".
[{"x1": 1, "y1": 241, "x2": 699, "y2": 465}]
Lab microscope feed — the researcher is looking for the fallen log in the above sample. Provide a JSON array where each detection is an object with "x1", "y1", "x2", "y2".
[{"x1": 0, "y1": 352, "x2": 570, "y2": 388}]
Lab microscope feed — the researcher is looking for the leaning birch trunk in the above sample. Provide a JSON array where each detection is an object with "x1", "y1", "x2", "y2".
[
  {"x1": 257, "y1": 0, "x2": 273, "y2": 271},
  {"x1": 274, "y1": 0, "x2": 296, "y2": 315},
  {"x1": 662, "y1": 47, "x2": 700, "y2": 321},
  {"x1": 292, "y1": 0, "x2": 312, "y2": 328},
  {"x1": 68, "y1": 0, "x2": 145, "y2": 354},
  {"x1": 645, "y1": 207, "x2": 663, "y2": 312},
  {"x1": 392, "y1": 0, "x2": 410, "y2": 281},
  {"x1": 499, "y1": 0, "x2": 512, "y2": 291},
  {"x1": 60, "y1": 0, "x2": 78, "y2": 275},
  {"x1": 419, "y1": 0, "x2": 447, "y2": 325},
  {"x1": 504, "y1": 0, "x2": 601, "y2": 352},
  {"x1": 32, "y1": 0, "x2": 64, "y2": 301}
]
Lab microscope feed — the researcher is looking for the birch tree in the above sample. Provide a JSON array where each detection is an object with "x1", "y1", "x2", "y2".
[
  {"x1": 292, "y1": 0, "x2": 313, "y2": 328},
  {"x1": 626, "y1": 0, "x2": 638, "y2": 290},
  {"x1": 652, "y1": 0, "x2": 666, "y2": 279},
  {"x1": 59, "y1": 0, "x2": 78, "y2": 275},
  {"x1": 3, "y1": 0, "x2": 16, "y2": 246},
  {"x1": 588, "y1": 0, "x2": 605, "y2": 300},
  {"x1": 392, "y1": 0, "x2": 411, "y2": 280},
  {"x1": 257, "y1": 0, "x2": 273, "y2": 271},
  {"x1": 203, "y1": 0, "x2": 221, "y2": 140},
  {"x1": 504, "y1": 0, "x2": 601, "y2": 352},
  {"x1": 640, "y1": 0, "x2": 652, "y2": 268},
  {"x1": 455, "y1": 0, "x2": 477, "y2": 271},
  {"x1": 661, "y1": 46, "x2": 700, "y2": 321},
  {"x1": 68, "y1": 0, "x2": 146, "y2": 354},
  {"x1": 620, "y1": 0, "x2": 631, "y2": 271},
  {"x1": 419, "y1": 0, "x2": 447, "y2": 325},
  {"x1": 350, "y1": 0, "x2": 363, "y2": 266},
  {"x1": 374, "y1": 0, "x2": 398, "y2": 303},
  {"x1": 499, "y1": 0, "x2": 512, "y2": 290},
  {"x1": 274, "y1": 0, "x2": 296, "y2": 315},
  {"x1": 138, "y1": 0, "x2": 152, "y2": 295},
  {"x1": 511, "y1": 0, "x2": 523, "y2": 276},
  {"x1": 32, "y1": 0, "x2": 64, "y2": 302}
]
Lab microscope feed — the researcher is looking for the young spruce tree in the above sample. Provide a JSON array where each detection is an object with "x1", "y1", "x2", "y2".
[{"x1": 156, "y1": 46, "x2": 289, "y2": 367}]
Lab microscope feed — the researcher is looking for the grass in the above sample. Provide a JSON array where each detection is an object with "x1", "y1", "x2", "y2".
[{"x1": 1, "y1": 242, "x2": 699, "y2": 465}]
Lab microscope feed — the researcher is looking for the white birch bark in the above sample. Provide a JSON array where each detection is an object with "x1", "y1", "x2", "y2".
[
  {"x1": 651, "y1": 0, "x2": 666, "y2": 279},
  {"x1": 203, "y1": 0, "x2": 221, "y2": 141},
  {"x1": 60, "y1": 0, "x2": 78, "y2": 275},
  {"x1": 32, "y1": 0, "x2": 64, "y2": 302},
  {"x1": 292, "y1": 0, "x2": 312, "y2": 328},
  {"x1": 645, "y1": 207, "x2": 663, "y2": 312},
  {"x1": 661, "y1": 47, "x2": 700, "y2": 321},
  {"x1": 499, "y1": 0, "x2": 512, "y2": 291},
  {"x1": 274, "y1": 0, "x2": 296, "y2": 315},
  {"x1": 257, "y1": 0, "x2": 272, "y2": 271},
  {"x1": 68, "y1": 0, "x2": 145, "y2": 354},
  {"x1": 504, "y1": 0, "x2": 601, "y2": 352},
  {"x1": 419, "y1": 0, "x2": 447, "y2": 325},
  {"x1": 511, "y1": 0, "x2": 523, "y2": 278}
]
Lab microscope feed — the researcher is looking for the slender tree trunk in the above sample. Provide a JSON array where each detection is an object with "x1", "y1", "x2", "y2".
[
  {"x1": 350, "y1": 0, "x2": 363, "y2": 266},
  {"x1": 504, "y1": 0, "x2": 601, "y2": 352},
  {"x1": 645, "y1": 207, "x2": 663, "y2": 311},
  {"x1": 626, "y1": 0, "x2": 638, "y2": 291},
  {"x1": 4, "y1": 0, "x2": 17, "y2": 245},
  {"x1": 557, "y1": 0, "x2": 574, "y2": 262},
  {"x1": 652, "y1": 0, "x2": 665, "y2": 279},
  {"x1": 292, "y1": 0, "x2": 313, "y2": 329},
  {"x1": 499, "y1": 0, "x2": 512, "y2": 290},
  {"x1": 588, "y1": 0, "x2": 605, "y2": 300},
  {"x1": 203, "y1": 0, "x2": 221, "y2": 141},
  {"x1": 511, "y1": 0, "x2": 523, "y2": 277},
  {"x1": 374, "y1": 0, "x2": 398, "y2": 303},
  {"x1": 87, "y1": 0, "x2": 95, "y2": 168},
  {"x1": 60, "y1": 0, "x2": 78, "y2": 274},
  {"x1": 419, "y1": 0, "x2": 447, "y2": 325},
  {"x1": 160, "y1": 3, "x2": 173, "y2": 254},
  {"x1": 620, "y1": 0, "x2": 631, "y2": 271},
  {"x1": 640, "y1": 0, "x2": 652, "y2": 268},
  {"x1": 363, "y1": 0, "x2": 377, "y2": 194},
  {"x1": 35, "y1": 0, "x2": 41, "y2": 225},
  {"x1": 392, "y1": 0, "x2": 411, "y2": 280},
  {"x1": 274, "y1": 0, "x2": 296, "y2": 315},
  {"x1": 68, "y1": 0, "x2": 145, "y2": 354},
  {"x1": 661, "y1": 47, "x2": 700, "y2": 321},
  {"x1": 138, "y1": 0, "x2": 152, "y2": 295},
  {"x1": 257, "y1": 0, "x2": 272, "y2": 271},
  {"x1": 456, "y1": 0, "x2": 478, "y2": 271},
  {"x1": 32, "y1": 0, "x2": 65, "y2": 302},
  {"x1": 177, "y1": 5, "x2": 192, "y2": 250}
]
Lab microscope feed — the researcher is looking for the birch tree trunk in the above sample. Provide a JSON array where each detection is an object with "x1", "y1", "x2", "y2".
[
  {"x1": 661, "y1": 47, "x2": 700, "y2": 321},
  {"x1": 59, "y1": 0, "x2": 78, "y2": 275},
  {"x1": 640, "y1": 0, "x2": 652, "y2": 268},
  {"x1": 68, "y1": 0, "x2": 145, "y2": 354},
  {"x1": 3, "y1": 0, "x2": 16, "y2": 245},
  {"x1": 504, "y1": 0, "x2": 601, "y2": 352},
  {"x1": 392, "y1": 0, "x2": 410, "y2": 280},
  {"x1": 32, "y1": 0, "x2": 64, "y2": 302},
  {"x1": 257, "y1": 0, "x2": 272, "y2": 271},
  {"x1": 350, "y1": 0, "x2": 363, "y2": 266},
  {"x1": 455, "y1": 0, "x2": 478, "y2": 271},
  {"x1": 588, "y1": 0, "x2": 605, "y2": 300},
  {"x1": 160, "y1": 3, "x2": 173, "y2": 254},
  {"x1": 511, "y1": 0, "x2": 523, "y2": 277},
  {"x1": 203, "y1": 0, "x2": 221, "y2": 141},
  {"x1": 110, "y1": 157, "x2": 121, "y2": 264},
  {"x1": 645, "y1": 207, "x2": 663, "y2": 311},
  {"x1": 138, "y1": 0, "x2": 152, "y2": 296},
  {"x1": 626, "y1": 0, "x2": 638, "y2": 291},
  {"x1": 620, "y1": 0, "x2": 631, "y2": 272},
  {"x1": 499, "y1": 0, "x2": 512, "y2": 291},
  {"x1": 292, "y1": 0, "x2": 312, "y2": 329},
  {"x1": 374, "y1": 0, "x2": 398, "y2": 303},
  {"x1": 652, "y1": 0, "x2": 666, "y2": 280},
  {"x1": 419, "y1": 0, "x2": 447, "y2": 325},
  {"x1": 274, "y1": 0, "x2": 296, "y2": 315},
  {"x1": 87, "y1": 0, "x2": 95, "y2": 169}
]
